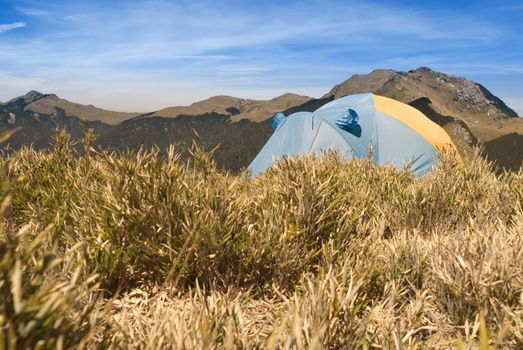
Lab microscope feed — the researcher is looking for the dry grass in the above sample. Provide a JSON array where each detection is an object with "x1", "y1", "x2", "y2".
[{"x1": 0, "y1": 130, "x2": 522, "y2": 349}]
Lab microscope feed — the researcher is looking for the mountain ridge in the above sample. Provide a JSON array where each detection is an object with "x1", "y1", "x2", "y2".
[
  {"x1": 1, "y1": 91, "x2": 140, "y2": 125},
  {"x1": 151, "y1": 92, "x2": 312, "y2": 122},
  {"x1": 1, "y1": 67, "x2": 521, "y2": 171},
  {"x1": 322, "y1": 67, "x2": 522, "y2": 156}
]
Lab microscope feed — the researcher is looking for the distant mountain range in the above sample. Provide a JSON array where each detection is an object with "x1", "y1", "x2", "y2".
[
  {"x1": 1, "y1": 67, "x2": 521, "y2": 171},
  {"x1": 152, "y1": 93, "x2": 312, "y2": 122}
]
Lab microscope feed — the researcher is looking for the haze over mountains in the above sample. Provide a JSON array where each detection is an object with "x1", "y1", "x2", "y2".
[{"x1": 1, "y1": 67, "x2": 521, "y2": 171}]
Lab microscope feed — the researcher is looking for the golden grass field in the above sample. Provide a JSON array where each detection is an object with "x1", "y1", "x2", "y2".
[{"x1": 0, "y1": 130, "x2": 522, "y2": 349}]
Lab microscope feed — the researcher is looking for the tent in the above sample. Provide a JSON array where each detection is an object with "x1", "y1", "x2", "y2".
[{"x1": 248, "y1": 93, "x2": 457, "y2": 176}]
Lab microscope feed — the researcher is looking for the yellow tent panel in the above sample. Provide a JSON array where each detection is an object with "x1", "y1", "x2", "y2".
[{"x1": 374, "y1": 95, "x2": 457, "y2": 154}]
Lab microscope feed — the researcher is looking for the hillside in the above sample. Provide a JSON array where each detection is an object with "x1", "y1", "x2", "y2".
[
  {"x1": 323, "y1": 67, "x2": 523, "y2": 156},
  {"x1": 95, "y1": 114, "x2": 273, "y2": 171},
  {"x1": 26, "y1": 93, "x2": 140, "y2": 125},
  {"x1": 2, "y1": 91, "x2": 140, "y2": 125},
  {"x1": 152, "y1": 93, "x2": 311, "y2": 122},
  {"x1": 0, "y1": 91, "x2": 111, "y2": 151}
]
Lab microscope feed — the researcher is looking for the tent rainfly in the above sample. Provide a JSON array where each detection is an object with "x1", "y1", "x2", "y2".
[{"x1": 248, "y1": 93, "x2": 458, "y2": 176}]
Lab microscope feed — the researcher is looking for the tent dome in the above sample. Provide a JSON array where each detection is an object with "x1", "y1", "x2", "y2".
[{"x1": 248, "y1": 93, "x2": 457, "y2": 176}]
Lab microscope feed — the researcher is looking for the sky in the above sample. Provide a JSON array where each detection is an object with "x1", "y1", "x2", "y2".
[{"x1": 0, "y1": 0, "x2": 522, "y2": 115}]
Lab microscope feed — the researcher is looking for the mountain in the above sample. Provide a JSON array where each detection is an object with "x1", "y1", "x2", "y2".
[
  {"x1": 22, "y1": 93, "x2": 140, "y2": 125},
  {"x1": 1, "y1": 67, "x2": 521, "y2": 172},
  {"x1": 92, "y1": 93, "x2": 311, "y2": 169},
  {"x1": 1, "y1": 90, "x2": 46, "y2": 111},
  {"x1": 152, "y1": 93, "x2": 311, "y2": 122},
  {"x1": 0, "y1": 91, "x2": 111, "y2": 151},
  {"x1": 318, "y1": 67, "x2": 523, "y2": 168},
  {"x1": 95, "y1": 114, "x2": 273, "y2": 171}
]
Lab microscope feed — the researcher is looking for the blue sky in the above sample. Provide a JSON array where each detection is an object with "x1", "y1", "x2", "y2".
[{"x1": 0, "y1": 0, "x2": 522, "y2": 115}]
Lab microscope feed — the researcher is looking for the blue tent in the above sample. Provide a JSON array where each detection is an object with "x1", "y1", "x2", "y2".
[{"x1": 248, "y1": 93, "x2": 457, "y2": 176}]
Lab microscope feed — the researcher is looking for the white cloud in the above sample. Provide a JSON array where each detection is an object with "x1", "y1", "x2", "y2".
[
  {"x1": 15, "y1": 6, "x2": 50, "y2": 16},
  {"x1": 0, "y1": 22, "x2": 26, "y2": 34}
]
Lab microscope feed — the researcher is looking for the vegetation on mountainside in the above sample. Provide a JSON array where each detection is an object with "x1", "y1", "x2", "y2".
[{"x1": 0, "y1": 130, "x2": 522, "y2": 349}]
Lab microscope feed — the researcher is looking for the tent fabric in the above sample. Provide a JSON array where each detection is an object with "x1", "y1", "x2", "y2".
[
  {"x1": 248, "y1": 93, "x2": 458, "y2": 177},
  {"x1": 373, "y1": 95, "x2": 457, "y2": 153}
]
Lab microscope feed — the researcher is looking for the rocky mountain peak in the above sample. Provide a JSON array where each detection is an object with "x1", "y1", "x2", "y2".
[
  {"x1": 324, "y1": 69, "x2": 396, "y2": 99},
  {"x1": 24, "y1": 90, "x2": 45, "y2": 101},
  {"x1": 412, "y1": 66, "x2": 433, "y2": 73},
  {"x1": 324, "y1": 67, "x2": 518, "y2": 121},
  {"x1": 1, "y1": 90, "x2": 45, "y2": 111}
]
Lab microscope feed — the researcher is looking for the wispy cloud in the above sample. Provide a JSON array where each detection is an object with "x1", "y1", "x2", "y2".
[
  {"x1": 0, "y1": 22, "x2": 26, "y2": 34},
  {"x1": 15, "y1": 6, "x2": 50, "y2": 17}
]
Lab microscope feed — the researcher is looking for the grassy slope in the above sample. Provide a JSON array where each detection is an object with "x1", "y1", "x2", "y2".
[{"x1": 0, "y1": 131, "x2": 522, "y2": 349}]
